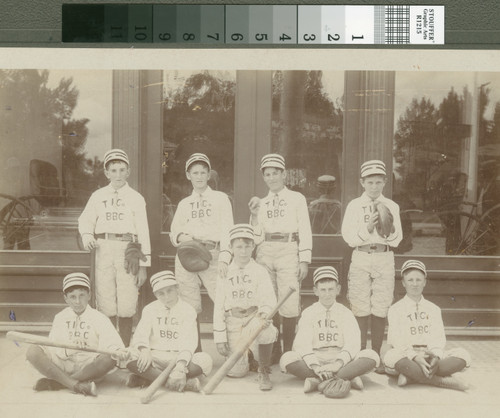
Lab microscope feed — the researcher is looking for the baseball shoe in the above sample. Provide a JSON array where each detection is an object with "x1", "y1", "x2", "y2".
[
  {"x1": 184, "y1": 378, "x2": 201, "y2": 393},
  {"x1": 397, "y1": 374, "x2": 409, "y2": 387},
  {"x1": 73, "y1": 381, "x2": 97, "y2": 397},
  {"x1": 431, "y1": 376, "x2": 469, "y2": 391},
  {"x1": 258, "y1": 367, "x2": 273, "y2": 391},
  {"x1": 351, "y1": 376, "x2": 364, "y2": 390},
  {"x1": 126, "y1": 374, "x2": 150, "y2": 388},
  {"x1": 303, "y1": 377, "x2": 321, "y2": 393},
  {"x1": 33, "y1": 378, "x2": 64, "y2": 392},
  {"x1": 375, "y1": 361, "x2": 386, "y2": 374},
  {"x1": 248, "y1": 350, "x2": 259, "y2": 373}
]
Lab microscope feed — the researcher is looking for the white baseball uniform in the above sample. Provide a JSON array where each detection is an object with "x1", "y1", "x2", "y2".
[
  {"x1": 341, "y1": 192, "x2": 402, "y2": 317},
  {"x1": 170, "y1": 186, "x2": 233, "y2": 313},
  {"x1": 78, "y1": 182, "x2": 151, "y2": 317},
  {"x1": 252, "y1": 187, "x2": 312, "y2": 317},
  {"x1": 43, "y1": 305, "x2": 124, "y2": 374},
  {"x1": 213, "y1": 259, "x2": 278, "y2": 376},
  {"x1": 384, "y1": 295, "x2": 471, "y2": 372},
  {"x1": 130, "y1": 298, "x2": 212, "y2": 375}
]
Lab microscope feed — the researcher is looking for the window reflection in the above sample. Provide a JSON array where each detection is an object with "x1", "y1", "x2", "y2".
[
  {"x1": 393, "y1": 73, "x2": 500, "y2": 256},
  {"x1": 0, "y1": 70, "x2": 111, "y2": 250}
]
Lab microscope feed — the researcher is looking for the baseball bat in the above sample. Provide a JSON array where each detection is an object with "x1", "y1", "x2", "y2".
[
  {"x1": 6, "y1": 331, "x2": 118, "y2": 356},
  {"x1": 140, "y1": 359, "x2": 177, "y2": 404},
  {"x1": 202, "y1": 286, "x2": 296, "y2": 395}
]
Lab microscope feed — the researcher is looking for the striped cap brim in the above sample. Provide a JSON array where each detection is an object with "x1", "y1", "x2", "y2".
[
  {"x1": 313, "y1": 266, "x2": 339, "y2": 285},
  {"x1": 229, "y1": 224, "x2": 255, "y2": 241},
  {"x1": 63, "y1": 272, "x2": 91, "y2": 292},
  {"x1": 150, "y1": 270, "x2": 177, "y2": 292},
  {"x1": 360, "y1": 160, "x2": 386, "y2": 177},
  {"x1": 401, "y1": 260, "x2": 427, "y2": 278},
  {"x1": 261, "y1": 154, "x2": 285, "y2": 171},
  {"x1": 104, "y1": 149, "x2": 129, "y2": 167},
  {"x1": 185, "y1": 153, "x2": 211, "y2": 171}
]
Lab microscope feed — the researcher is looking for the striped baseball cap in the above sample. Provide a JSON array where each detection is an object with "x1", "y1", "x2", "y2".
[
  {"x1": 63, "y1": 272, "x2": 91, "y2": 292},
  {"x1": 104, "y1": 149, "x2": 129, "y2": 167},
  {"x1": 360, "y1": 160, "x2": 386, "y2": 178},
  {"x1": 150, "y1": 270, "x2": 177, "y2": 293},
  {"x1": 313, "y1": 266, "x2": 339, "y2": 285},
  {"x1": 260, "y1": 153, "x2": 285, "y2": 171},
  {"x1": 229, "y1": 223, "x2": 255, "y2": 242},
  {"x1": 185, "y1": 153, "x2": 211, "y2": 172},
  {"x1": 401, "y1": 260, "x2": 427, "y2": 278}
]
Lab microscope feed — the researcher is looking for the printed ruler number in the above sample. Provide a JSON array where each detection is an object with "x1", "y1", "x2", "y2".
[
  {"x1": 255, "y1": 33, "x2": 268, "y2": 41},
  {"x1": 183, "y1": 33, "x2": 195, "y2": 41},
  {"x1": 207, "y1": 33, "x2": 220, "y2": 41},
  {"x1": 352, "y1": 35, "x2": 365, "y2": 41},
  {"x1": 158, "y1": 33, "x2": 172, "y2": 41},
  {"x1": 279, "y1": 33, "x2": 291, "y2": 42},
  {"x1": 134, "y1": 26, "x2": 148, "y2": 41},
  {"x1": 231, "y1": 33, "x2": 244, "y2": 41},
  {"x1": 303, "y1": 34, "x2": 316, "y2": 42},
  {"x1": 328, "y1": 34, "x2": 340, "y2": 42}
]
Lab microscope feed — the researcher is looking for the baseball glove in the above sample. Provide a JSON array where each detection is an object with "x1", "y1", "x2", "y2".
[
  {"x1": 177, "y1": 240, "x2": 212, "y2": 272},
  {"x1": 124, "y1": 242, "x2": 147, "y2": 276},
  {"x1": 374, "y1": 201, "x2": 394, "y2": 238},
  {"x1": 318, "y1": 377, "x2": 352, "y2": 399}
]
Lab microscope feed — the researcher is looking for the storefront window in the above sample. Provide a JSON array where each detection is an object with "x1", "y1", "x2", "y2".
[
  {"x1": 0, "y1": 70, "x2": 112, "y2": 250},
  {"x1": 271, "y1": 71, "x2": 343, "y2": 234},
  {"x1": 393, "y1": 72, "x2": 500, "y2": 256},
  {"x1": 162, "y1": 70, "x2": 236, "y2": 232}
]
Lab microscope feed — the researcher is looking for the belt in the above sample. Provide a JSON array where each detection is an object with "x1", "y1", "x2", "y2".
[
  {"x1": 413, "y1": 345, "x2": 428, "y2": 349},
  {"x1": 95, "y1": 233, "x2": 138, "y2": 242},
  {"x1": 356, "y1": 244, "x2": 389, "y2": 253},
  {"x1": 265, "y1": 232, "x2": 298, "y2": 243},
  {"x1": 200, "y1": 240, "x2": 219, "y2": 251},
  {"x1": 225, "y1": 306, "x2": 258, "y2": 318}
]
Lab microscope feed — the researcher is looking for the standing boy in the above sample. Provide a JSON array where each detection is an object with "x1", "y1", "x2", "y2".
[
  {"x1": 280, "y1": 266, "x2": 379, "y2": 395},
  {"x1": 170, "y1": 153, "x2": 233, "y2": 340},
  {"x1": 78, "y1": 149, "x2": 151, "y2": 346},
  {"x1": 341, "y1": 160, "x2": 402, "y2": 371},
  {"x1": 213, "y1": 224, "x2": 278, "y2": 390},
  {"x1": 126, "y1": 270, "x2": 213, "y2": 392},
  {"x1": 248, "y1": 153, "x2": 312, "y2": 360},
  {"x1": 384, "y1": 260, "x2": 470, "y2": 390},
  {"x1": 26, "y1": 273, "x2": 127, "y2": 396}
]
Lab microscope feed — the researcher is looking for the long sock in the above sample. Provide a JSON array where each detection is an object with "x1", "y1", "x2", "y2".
[
  {"x1": 118, "y1": 317, "x2": 133, "y2": 347},
  {"x1": 258, "y1": 343, "x2": 273, "y2": 369},
  {"x1": 127, "y1": 360, "x2": 162, "y2": 382},
  {"x1": 395, "y1": 358, "x2": 428, "y2": 384},
  {"x1": 356, "y1": 316, "x2": 370, "y2": 350},
  {"x1": 186, "y1": 363, "x2": 203, "y2": 379},
  {"x1": 436, "y1": 357, "x2": 467, "y2": 376},
  {"x1": 271, "y1": 315, "x2": 282, "y2": 363},
  {"x1": 195, "y1": 317, "x2": 202, "y2": 353},
  {"x1": 282, "y1": 317, "x2": 297, "y2": 353},
  {"x1": 108, "y1": 316, "x2": 117, "y2": 328},
  {"x1": 370, "y1": 315, "x2": 386, "y2": 355},
  {"x1": 70, "y1": 354, "x2": 116, "y2": 381},
  {"x1": 285, "y1": 360, "x2": 316, "y2": 379},
  {"x1": 26, "y1": 345, "x2": 77, "y2": 390},
  {"x1": 336, "y1": 358, "x2": 376, "y2": 381}
]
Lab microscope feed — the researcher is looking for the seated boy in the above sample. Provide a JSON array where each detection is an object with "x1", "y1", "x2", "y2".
[
  {"x1": 280, "y1": 266, "x2": 379, "y2": 395},
  {"x1": 213, "y1": 224, "x2": 278, "y2": 391},
  {"x1": 126, "y1": 270, "x2": 213, "y2": 392},
  {"x1": 26, "y1": 273, "x2": 127, "y2": 397},
  {"x1": 384, "y1": 260, "x2": 471, "y2": 391}
]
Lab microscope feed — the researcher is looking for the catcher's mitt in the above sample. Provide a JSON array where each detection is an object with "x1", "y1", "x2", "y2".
[
  {"x1": 124, "y1": 242, "x2": 147, "y2": 276},
  {"x1": 374, "y1": 201, "x2": 394, "y2": 238},
  {"x1": 318, "y1": 377, "x2": 351, "y2": 399},
  {"x1": 177, "y1": 240, "x2": 212, "y2": 272}
]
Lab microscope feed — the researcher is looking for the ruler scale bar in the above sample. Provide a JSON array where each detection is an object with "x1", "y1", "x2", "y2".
[{"x1": 62, "y1": 4, "x2": 445, "y2": 45}]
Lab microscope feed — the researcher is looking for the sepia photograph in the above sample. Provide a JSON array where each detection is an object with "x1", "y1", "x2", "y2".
[{"x1": 0, "y1": 49, "x2": 499, "y2": 417}]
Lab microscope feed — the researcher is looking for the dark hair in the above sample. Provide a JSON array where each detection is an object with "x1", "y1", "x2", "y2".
[
  {"x1": 187, "y1": 161, "x2": 210, "y2": 172},
  {"x1": 230, "y1": 237, "x2": 254, "y2": 245},
  {"x1": 314, "y1": 277, "x2": 338, "y2": 287},
  {"x1": 105, "y1": 159, "x2": 129, "y2": 171},
  {"x1": 64, "y1": 285, "x2": 90, "y2": 295}
]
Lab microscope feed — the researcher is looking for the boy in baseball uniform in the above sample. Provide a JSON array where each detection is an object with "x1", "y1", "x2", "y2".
[
  {"x1": 280, "y1": 266, "x2": 379, "y2": 393},
  {"x1": 248, "y1": 153, "x2": 312, "y2": 361},
  {"x1": 341, "y1": 160, "x2": 402, "y2": 371},
  {"x1": 384, "y1": 260, "x2": 470, "y2": 390},
  {"x1": 126, "y1": 271, "x2": 213, "y2": 392},
  {"x1": 170, "y1": 153, "x2": 234, "y2": 347},
  {"x1": 213, "y1": 224, "x2": 278, "y2": 390},
  {"x1": 26, "y1": 273, "x2": 128, "y2": 396},
  {"x1": 78, "y1": 149, "x2": 151, "y2": 346}
]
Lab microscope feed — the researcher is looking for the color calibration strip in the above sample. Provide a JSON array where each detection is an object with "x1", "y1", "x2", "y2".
[{"x1": 62, "y1": 4, "x2": 444, "y2": 45}]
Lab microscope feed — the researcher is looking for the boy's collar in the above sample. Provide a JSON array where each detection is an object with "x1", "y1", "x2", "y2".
[
  {"x1": 267, "y1": 186, "x2": 287, "y2": 197},
  {"x1": 191, "y1": 185, "x2": 212, "y2": 196}
]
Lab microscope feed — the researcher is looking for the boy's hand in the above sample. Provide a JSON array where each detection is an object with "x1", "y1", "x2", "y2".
[
  {"x1": 367, "y1": 212, "x2": 379, "y2": 233},
  {"x1": 413, "y1": 353, "x2": 431, "y2": 378},
  {"x1": 137, "y1": 348, "x2": 153, "y2": 373},
  {"x1": 111, "y1": 348, "x2": 130, "y2": 362},
  {"x1": 178, "y1": 233, "x2": 193, "y2": 243},
  {"x1": 82, "y1": 234, "x2": 98, "y2": 251},
  {"x1": 218, "y1": 261, "x2": 228, "y2": 279},
  {"x1": 167, "y1": 367, "x2": 187, "y2": 392},
  {"x1": 257, "y1": 311, "x2": 272, "y2": 328},
  {"x1": 248, "y1": 197, "x2": 261, "y2": 216},
  {"x1": 298, "y1": 262, "x2": 309, "y2": 282},
  {"x1": 216, "y1": 342, "x2": 230, "y2": 357},
  {"x1": 134, "y1": 266, "x2": 148, "y2": 287}
]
